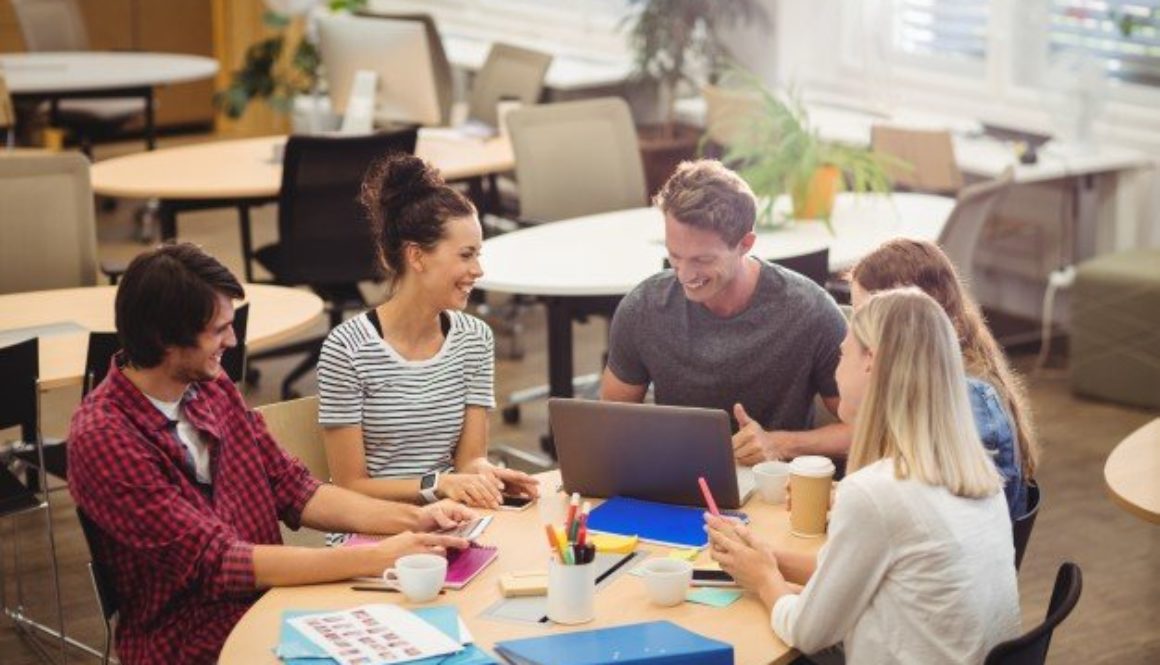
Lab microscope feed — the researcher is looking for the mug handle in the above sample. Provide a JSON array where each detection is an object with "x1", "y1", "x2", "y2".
[{"x1": 381, "y1": 568, "x2": 401, "y2": 589}]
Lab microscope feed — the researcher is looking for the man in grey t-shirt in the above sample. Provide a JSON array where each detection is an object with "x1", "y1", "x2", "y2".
[{"x1": 600, "y1": 160, "x2": 850, "y2": 464}]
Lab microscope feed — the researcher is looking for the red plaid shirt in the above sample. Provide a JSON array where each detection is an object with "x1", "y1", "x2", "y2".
[{"x1": 68, "y1": 359, "x2": 322, "y2": 665}]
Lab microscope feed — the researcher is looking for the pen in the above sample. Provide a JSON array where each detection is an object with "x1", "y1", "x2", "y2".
[
  {"x1": 545, "y1": 523, "x2": 564, "y2": 562},
  {"x1": 698, "y1": 476, "x2": 720, "y2": 517},
  {"x1": 351, "y1": 585, "x2": 445, "y2": 594},
  {"x1": 576, "y1": 501, "x2": 591, "y2": 546},
  {"x1": 564, "y1": 492, "x2": 580, "y2": 541}
]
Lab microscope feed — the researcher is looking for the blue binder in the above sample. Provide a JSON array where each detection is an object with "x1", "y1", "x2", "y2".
[
  {"x1": 587, "y1": 496, "x2": 746, "y2": 548},
  {"x1": 493, "y1": 620, "x2": 732, "y2": 665}
]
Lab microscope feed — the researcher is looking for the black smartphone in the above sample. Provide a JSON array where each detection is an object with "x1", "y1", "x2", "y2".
[
  {"x1": 499, "y1": 494, "x2": 533, "y2": 511},
  {"x1": 691, "y1": 569, "x2": 737, "y2": 587}
]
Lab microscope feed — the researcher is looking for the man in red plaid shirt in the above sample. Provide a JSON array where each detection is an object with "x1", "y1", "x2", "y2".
[{"x1": 68, "y1": 243, "x2": 475, "y2": 665}]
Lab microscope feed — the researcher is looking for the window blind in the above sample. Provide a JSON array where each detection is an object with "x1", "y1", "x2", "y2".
[
  {"x1": 1050, "y1": 0, "x2": 1160, "y2": 87},
  {"x1": 892, "y1": 0, "x2": 991, "y2": 65}
]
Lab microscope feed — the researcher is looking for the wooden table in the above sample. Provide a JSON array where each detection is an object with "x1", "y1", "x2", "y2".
[
  {"x1": 89, "y1": 131, "x2": 514, "y2": 281},
  {"x1": 1105, "y1": 418, "x2": 1160, "y2": 524},
  {"x1": 220, "y1": 473, "x2": 825, "y2": 665},
  {"x1": 0, "y1": 285, "x2": 323, "y2": 391}
]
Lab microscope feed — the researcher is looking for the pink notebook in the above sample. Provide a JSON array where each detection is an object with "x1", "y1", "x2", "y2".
[{"x1": 345, "y1": 537, "x2": 497, "y2": 590}]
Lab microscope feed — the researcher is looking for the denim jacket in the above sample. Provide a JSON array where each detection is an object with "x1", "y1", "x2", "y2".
[{"x1": 967, "y1": 377, "x2": 1027, "y2": 519}]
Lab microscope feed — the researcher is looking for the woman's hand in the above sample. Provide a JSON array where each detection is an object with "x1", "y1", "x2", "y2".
[
  {"x1": 437, "y1": 472, "x2": 504, "y2": 508},
  {"x1": 705, "y1": 513, "x2": 791, "y2": 608},
  {"x1": 478, "y1": 464, "x2": 541, "y2": 499}
]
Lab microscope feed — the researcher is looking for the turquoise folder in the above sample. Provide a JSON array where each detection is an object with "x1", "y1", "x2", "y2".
[
  {"x1": 493, "y1": 620, "x2": 733, "y2": 664},
  {"x1": 586, "y1": 496, "x2": 746, "y2": 548}
]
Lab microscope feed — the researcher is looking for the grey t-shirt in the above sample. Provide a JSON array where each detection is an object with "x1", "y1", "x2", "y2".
[{"x1": 606, "y1": 259, "x2": 846, "y2": 432}]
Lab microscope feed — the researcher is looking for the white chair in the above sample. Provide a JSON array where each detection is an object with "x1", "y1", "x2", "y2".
[
  {"x1": 10, "y1": 0, "x2": 149, "y2": 155},
  {"x1": 467, "y1": 43, "x2": 553, "y2": 129},
  {"x1": 506, "y1": 97, "x2": 648, "y2": 223},
  {"x1": 937, "y1": 167, "x2": 1015, "y2": 284},
  {"x1": 254, "y1": 396, "x2": 329, "y2": 547}
]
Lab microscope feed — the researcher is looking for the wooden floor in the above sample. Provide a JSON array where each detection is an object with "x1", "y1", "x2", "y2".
[{"x1": 2, "y1": 134, "x2": 1158, "y2": 663}]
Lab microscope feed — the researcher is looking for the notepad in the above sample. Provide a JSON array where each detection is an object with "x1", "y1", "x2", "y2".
[
  {"x1": 444, "y1": 543, "x2": 498, "y2": 589},
  {"x1": 587, "y1": 496, "x2": 747, "y2": 549},
  {"x1": 493, "y1": 620, "x2": 732, "y2": 664}
]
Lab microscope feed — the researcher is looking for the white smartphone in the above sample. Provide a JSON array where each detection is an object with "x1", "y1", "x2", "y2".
[{"x1": 441, "y1": 515, "x2": 492, "y2": 540}]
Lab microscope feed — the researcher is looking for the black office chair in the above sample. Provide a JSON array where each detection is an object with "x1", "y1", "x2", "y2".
[
  {"x1": 770, "y1": 248, "x2": 829, "y2": 288},
  {"x1": 0, "y1": 338, "x2": 66, "y2": 661},
  {"x1": 250, "y1": 129, "x2": 418, "y2": 398},
  {"x1": 1013, "y1": 482, "x2": 1041, "y2": 572},
  {"x1": 984, "y1": 562, "x2": 1083, "y2": 665},
  {"x1": 76, "y1": 507, "x2": 119, "y2": 665}
]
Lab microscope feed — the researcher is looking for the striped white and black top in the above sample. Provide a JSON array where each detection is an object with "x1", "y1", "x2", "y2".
[{"x1": 317, "y1": 309, "x2": 496, "y2": 482}]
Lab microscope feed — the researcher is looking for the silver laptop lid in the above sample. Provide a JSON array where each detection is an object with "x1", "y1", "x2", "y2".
[{"x1": 549, "y1": 398, "x2": 744, "y2": 508}]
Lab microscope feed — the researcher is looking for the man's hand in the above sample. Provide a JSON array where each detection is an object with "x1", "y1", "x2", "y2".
[
  {"x1": 416, "y1": 499, "x2": 475, "y2": 531},
  {"x1": 732, "y1": 403, "x2": 773, "y2": 465},
  {"x1": 437, "y1": 473, "x2": 504, "y2": 509}
]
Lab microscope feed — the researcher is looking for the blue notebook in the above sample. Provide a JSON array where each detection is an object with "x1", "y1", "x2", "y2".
[
  {"x1": 493, "y1": 620, "x2": 732, "y2": 665},
  {"x1": 587, "y1": 496, "x2": 746, "y2": 549}
]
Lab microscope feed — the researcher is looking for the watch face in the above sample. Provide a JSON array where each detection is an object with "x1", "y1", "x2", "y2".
[{"x1": 421, "y1": 473, "x2": 436, "y2": 490}]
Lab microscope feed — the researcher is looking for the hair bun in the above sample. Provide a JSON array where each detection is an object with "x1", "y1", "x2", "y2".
[{"x1": 378, "y1": 154, "x2": 445, "y2": 214}]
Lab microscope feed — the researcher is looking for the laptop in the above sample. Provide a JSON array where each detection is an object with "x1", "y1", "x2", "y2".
[{"x1": 548, "y1": 398, "x2": 755, "y2": 509}]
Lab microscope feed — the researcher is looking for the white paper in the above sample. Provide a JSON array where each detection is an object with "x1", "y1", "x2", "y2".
[{"x1": 288, "y1": 604, "x2": 463, "y2": 665}]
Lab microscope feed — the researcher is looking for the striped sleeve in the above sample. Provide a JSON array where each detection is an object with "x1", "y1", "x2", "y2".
[
  {"x1": 463, "y1": 314, "x2": 496, "y2": 409},
  {"x1": 317, "y1": 319, "x2": 364, "y2": 427}
]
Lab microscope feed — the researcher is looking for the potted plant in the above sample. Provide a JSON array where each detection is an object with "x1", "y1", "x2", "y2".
[
  {"x1": 622, "y1": 0, "x2": 768, "y2": 194},
  {"x1": 215, "y1": 1, "x2": 366, "y2": 121},
  {"x1": 717, "y1": 75, "x2": 903, "y2": 233}
]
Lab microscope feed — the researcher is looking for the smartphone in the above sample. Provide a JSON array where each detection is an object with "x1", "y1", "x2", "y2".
[
  {"x1": 441, "y1": 515, "x2": 492, "y2": 540},
  {"x1": 691, "y1": 569, "x2": 737, "y2": 587},
  {"x1": 499, "y1": 494, "x2": 534, "y2": 511}
]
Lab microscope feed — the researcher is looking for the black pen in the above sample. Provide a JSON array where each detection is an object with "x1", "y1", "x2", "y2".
[{"x1": 350, "y1": 585, "x2": 446, "y2": 595}]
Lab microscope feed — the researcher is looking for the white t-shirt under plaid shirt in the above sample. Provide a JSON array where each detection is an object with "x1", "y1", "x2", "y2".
[{"x1": 317, "y1": 309, "x2": 496, "y2": 481}]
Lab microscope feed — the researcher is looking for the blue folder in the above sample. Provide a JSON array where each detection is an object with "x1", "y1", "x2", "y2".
[
  {"x1": 493, "y1": 620, "x2": 733, "y2": 665},
  {"x1": 586, "y1": 496, "x2": 746, "y2": 549},
  {"x1": 276, "y1": 606, "x2": 496, "y2": 665}
]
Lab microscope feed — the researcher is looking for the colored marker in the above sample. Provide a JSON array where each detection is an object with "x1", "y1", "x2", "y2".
[
  {"x1": 545, "y1": 524, "x2": 564, "y2": 562},
  {"x1": 576, "y1": 501, "x2": 591, "y2": 546},
  {"x1": 698, "y1": 476, "x2": 720, "y2": 517},
  {"x1": 564, "y1": 492, "x2": 580, "y2": 540}
]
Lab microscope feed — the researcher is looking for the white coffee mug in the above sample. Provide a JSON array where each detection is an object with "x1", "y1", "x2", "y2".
[
  {"x1": 382, "y1": 553, "x2": 447, "y2": 603},
  {"x1": 640, "y1": 558, "x2": 692, "y2": 607},
  {"x1": 753, "y1": 460, "x2": 792, "y2": 504}
]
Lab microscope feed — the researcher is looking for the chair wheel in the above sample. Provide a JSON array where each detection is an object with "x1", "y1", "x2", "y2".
[{"x1": 502, "y1": 405, "x2": 520, "y2": 424}]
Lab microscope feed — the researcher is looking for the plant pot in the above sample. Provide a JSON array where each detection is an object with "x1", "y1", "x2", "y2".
[
  {"x1": 637, "y1": 122, "x2": 704, "y2": 197},
  {"x1": 791, "y1": 165, "x2": 841, "y2": 221}
]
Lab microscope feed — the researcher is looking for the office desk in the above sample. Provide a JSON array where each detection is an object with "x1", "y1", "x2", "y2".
[
  {"x1": 477, "y1": 193, "x2": 954, "y2": 405},
  {"x1": 90, "y1": 131, "x2": 514, "y2": 281},
  {"x1": 0, "y1": 285, "x2": 323, "y2": 391},
  {"x1": 219, "y1": 472, "x2": 825, "y2": 665},
  {"x1": 0, "y1": 52, "x2": 219, "y2": 150},
  {"x1": 1105, "y1": 419, "x2": 1160, "y2": 524}
]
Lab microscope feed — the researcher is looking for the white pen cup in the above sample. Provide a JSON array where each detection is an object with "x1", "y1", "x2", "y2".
[
  {"x1": 381, "y1": 553, "x2": 447, "y2": 603},
  {"x1": 547, "y1": 558, "x2": 596, "y2": 624},
  {"x1": 640, "y1": 558, "x2": 692, "y2": 607}
]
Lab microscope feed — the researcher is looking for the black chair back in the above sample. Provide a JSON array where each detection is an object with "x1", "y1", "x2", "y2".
[
  {"x1": 76, "y1": 508, "x2": 119, "y2": 621},
  {"x1": 276, "y1": 130, "x2": 418, "y2": 286},
  {"x1": 83, "y1": 332, "x2": 121, "y2": 397},
  {"x1": 221, "y1": 301, "x2": 249, "y2": 384},
  {"x1": 0, "y1": 337, "x2": 38, "y2": 441},
  {"x1": 1013, "y1": 482, "x2": 1041, "y2": 571},
  {"x1": 985, "y1": 562, "x2": 1083, "y2": 665},
  {"x1": 770, "y1": 248, "x2": 829, "y2": 288}
]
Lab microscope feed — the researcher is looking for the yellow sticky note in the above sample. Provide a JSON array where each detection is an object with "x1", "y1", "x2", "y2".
[
  {"x1": 668, "y1": 548, "x2": 699, "y2": 562},
  {"x1": 695, "y1": 559, "x2": 722, "y2": 571},
  {"x1": 553, "y1": 528, "x2": 638, "y2": 554}
]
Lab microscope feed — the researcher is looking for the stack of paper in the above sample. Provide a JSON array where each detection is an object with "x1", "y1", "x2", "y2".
[{"x1": 276, "y1": 605, "x2": 496, "y2": 665}]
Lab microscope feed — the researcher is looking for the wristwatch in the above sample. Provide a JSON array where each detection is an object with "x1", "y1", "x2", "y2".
[{"x1": 419, "y1": 471, "x2": 440, "y2": 504}]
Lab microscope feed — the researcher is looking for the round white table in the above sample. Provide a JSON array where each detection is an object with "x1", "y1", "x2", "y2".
[
  {"x1": 0, "y1": 51, "x2": 219, "y2": 150},
  {"x1": 477, "y1": 192, "x2": 955, "y2": 407},
  {"x1": 90, "y1": 132, "x2": 515, "y2": 281},
  {"x1": 0, "y1": 284, "x2": 323, "y2": 391}
]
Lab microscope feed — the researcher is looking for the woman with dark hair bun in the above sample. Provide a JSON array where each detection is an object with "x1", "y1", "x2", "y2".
[{"x1": 317, "y1": 154, "x2": 537, "y2": 538}]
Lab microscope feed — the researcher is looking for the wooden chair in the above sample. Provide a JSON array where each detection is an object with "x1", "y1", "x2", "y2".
[
  {"x1": 871, "y1": 125, "x2": 964, "y2": 195},
  {"x1": 985, "y1": 562, "x2": 1083, "y2": 665},
  {"x1": 254, "y1": 396, "x2": 329, "y2": 547}
]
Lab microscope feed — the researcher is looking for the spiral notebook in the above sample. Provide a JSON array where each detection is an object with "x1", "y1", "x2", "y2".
[{"x1": 444, "y1": 543, "x2": 498, "y2": 589}]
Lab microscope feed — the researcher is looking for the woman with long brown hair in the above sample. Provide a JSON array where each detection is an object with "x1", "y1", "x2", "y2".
[{"x1": 849, "y1": 238, "x2": 1038, "y2": 518}]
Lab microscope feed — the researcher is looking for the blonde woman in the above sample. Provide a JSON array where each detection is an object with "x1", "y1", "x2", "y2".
[
  {"x1": 849, "y1": 239, "x2": 1038, "y2": 518},
  {"x1": 706, "y1": 288, "x2": 1020, "y2": 663}
]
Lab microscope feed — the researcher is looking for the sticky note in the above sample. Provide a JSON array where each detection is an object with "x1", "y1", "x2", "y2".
[
  {"x1": 687, "y1": 588, "x2": 743, "y2": 608},
  {"x1": 668, "y1": 548, "x2": 699, "y2": 561},
  {"x1": 694, "y1": 560, "x2": 722, "y2": 571},
  {"x1": 553, "y1": 529, "x2": 638, "y2": 554}
]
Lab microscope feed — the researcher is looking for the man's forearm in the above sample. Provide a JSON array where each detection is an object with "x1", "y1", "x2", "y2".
[
  {"x1": 299, "y1": 484, "x2": 422, "y2": 535},
  {"x1": 780, "y1": 423, "x2": 852, "y2": 458},
  {"x1": 252, "y1": 543, "x2": 379, "y2": 587}
]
